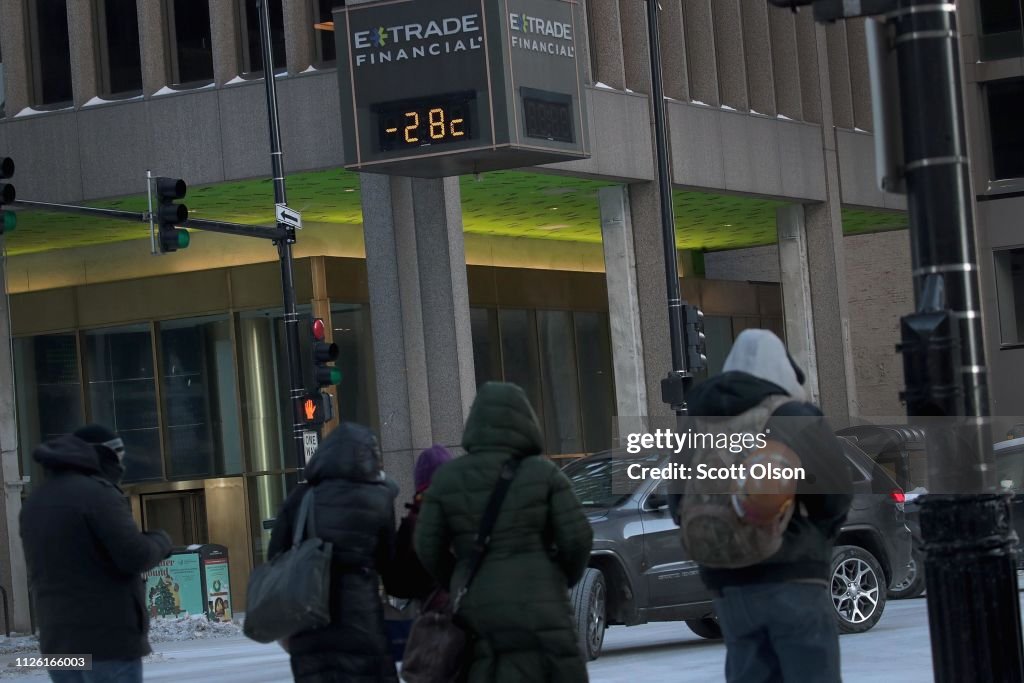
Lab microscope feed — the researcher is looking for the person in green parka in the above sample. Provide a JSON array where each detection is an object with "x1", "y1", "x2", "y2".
[{"x1": 414, "y1": 382, "x2": 594, "y2": 683}]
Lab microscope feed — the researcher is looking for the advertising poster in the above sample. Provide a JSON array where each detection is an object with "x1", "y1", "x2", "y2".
[
  {"x1": 143, "y1": 553, "x2": 203, "y2": 618},
  {"x1": 204, "y1": 558, "x2": 232, "y2": 622}
]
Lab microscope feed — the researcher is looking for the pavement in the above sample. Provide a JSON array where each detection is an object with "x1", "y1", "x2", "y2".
[{"x1": 0, "y1": 595, "x2": 941, "y2": 681}]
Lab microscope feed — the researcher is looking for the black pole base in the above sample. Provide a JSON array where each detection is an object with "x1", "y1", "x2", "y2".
[{"x1": 920, "y1": 494, "x2": 1024, "y2": 682}]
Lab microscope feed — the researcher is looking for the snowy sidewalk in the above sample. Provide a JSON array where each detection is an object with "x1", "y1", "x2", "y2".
[{"x1": 0, "y1": 595, "x2": 1004, "y2": 681}]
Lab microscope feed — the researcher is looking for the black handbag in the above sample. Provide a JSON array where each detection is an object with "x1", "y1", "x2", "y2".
[
  {"x1": 400, "y1": 458, "x2": 521, "y2": 683},
  {"x1": 243, "y1": 487, "x2": 333, "y2": 644}
]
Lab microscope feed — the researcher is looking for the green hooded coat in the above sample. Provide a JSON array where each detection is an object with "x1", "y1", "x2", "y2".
[{"x1": 414, "y1": 382, "x2": 593, "y2": 683}]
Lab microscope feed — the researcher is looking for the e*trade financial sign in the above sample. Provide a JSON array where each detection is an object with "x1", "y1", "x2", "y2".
[{"x1": 333, "y1": 0, "x2": 590, "y2": 178}]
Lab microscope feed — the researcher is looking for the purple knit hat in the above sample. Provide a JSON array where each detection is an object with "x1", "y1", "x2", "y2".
[{"x1": 415, "y1": 445, "x2": 453, "y2": 492}]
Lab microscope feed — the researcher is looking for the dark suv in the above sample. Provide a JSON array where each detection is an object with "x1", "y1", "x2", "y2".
[{"x1": 564, "y1": 437, "x2": 913, "y2": 660}]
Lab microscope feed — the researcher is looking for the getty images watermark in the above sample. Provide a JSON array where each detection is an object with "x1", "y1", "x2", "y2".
[{"x1": 623, "y1": 428, "x2": 807, "y2": 483}]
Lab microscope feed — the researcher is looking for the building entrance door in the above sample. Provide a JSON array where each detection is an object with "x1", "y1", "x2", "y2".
[{"x1": 141, "y1": 490, "x2": 210, "y2": 547}]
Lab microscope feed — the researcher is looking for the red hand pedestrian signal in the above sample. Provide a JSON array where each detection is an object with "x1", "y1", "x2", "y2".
[{"x1": 304, "y1": 398, "x2": 317, "y2": 422}]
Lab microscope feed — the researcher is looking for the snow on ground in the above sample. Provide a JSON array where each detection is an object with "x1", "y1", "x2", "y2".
[
  {"x1": 0, "y1": 595, "x2": 1009, "y2": 681},
  {"x1": 148, "y1": 615, "x2": 242, "y2": 643}
]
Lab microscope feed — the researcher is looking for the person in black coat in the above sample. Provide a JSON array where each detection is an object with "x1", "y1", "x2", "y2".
[
  {"x1": 268, "y1": 423, "x2": 399, "y2": 683},
  {"x1": 19, "y1": 424, "x2": 173, "y2": 683}
]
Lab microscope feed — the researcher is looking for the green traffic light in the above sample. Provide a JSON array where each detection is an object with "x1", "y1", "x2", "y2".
[
  {"x1": 329, "y1": 367, "x2": 343, "y2": 385},
  {"x1": 1, "y1": 211, "x2": 14, "y2": 234},
  {"x1": 177, "y1": 230, "x2": 190, "y2": 249}
]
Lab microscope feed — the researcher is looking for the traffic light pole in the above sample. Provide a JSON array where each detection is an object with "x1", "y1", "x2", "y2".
[
  {"x1": 644, "y1": 0, "x2": 690, "y2": 417},
  {"x1": 256, "y1": 0, "x2": 307, "y2": 482},
  {"x1": 885, "y1": 1, "x2": 1024, "y2": 679}
]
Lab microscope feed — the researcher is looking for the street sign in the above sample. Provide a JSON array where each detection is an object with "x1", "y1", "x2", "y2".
[
  {"x1": 333, "y1": 0, "x2": 590, "y2": 178},
  {"x1": 275, "y1": 203, "x2": 302, "y2": 229},
  {"x1": 303, "y1": 430, "x2": 319, "y2": 464}
]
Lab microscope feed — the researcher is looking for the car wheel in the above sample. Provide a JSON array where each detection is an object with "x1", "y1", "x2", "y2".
[
  {"x1": 831, "y1": 545, "x2": 887, "y2": 634},
  {"x1": 570, "y1": 568, "x2": 606, "y2": 661},
  {"x1": 888, "y1": 547, "x2": 925, "y2": 600},
  {"x1": 686, "y1": 616, "x2": 722, "y2": 640}
]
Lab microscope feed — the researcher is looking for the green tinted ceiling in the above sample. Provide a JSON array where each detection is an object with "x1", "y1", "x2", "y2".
[{"x1": 4, "y1": 168, "x2": 906, "y2": 257}]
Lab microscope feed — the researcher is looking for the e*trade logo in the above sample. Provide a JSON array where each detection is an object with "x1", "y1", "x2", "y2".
[
  {"x1": 352, "y1": 15, "x2": 483, "y2": 67},
  {"x1": 370, "y1": 27, "x2": 388, "y2": 47},
  {"x1": 508, "y1": 12, "x2": 576, "y2": 58}
]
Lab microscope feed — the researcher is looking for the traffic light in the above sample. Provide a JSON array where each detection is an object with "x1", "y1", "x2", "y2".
[
  {"x1": 155, "y1": 177, "x2": 190, "y2": 253},
  {"x1": 683, "y1": 304, "x2": 707, "y2": 373},
  {"x1": 0, "y1": 157, "x2": 15, "y2": 236},
  {"x1": 311, "y1": 318, "x2": 341, "y2": 387},
  {"x1": 300, "y1": 391, "x2": 334, "y2": 426}
]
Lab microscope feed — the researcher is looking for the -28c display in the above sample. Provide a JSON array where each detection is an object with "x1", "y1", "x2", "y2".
[{"x1": 376, "y1": 92, "x2": 476, "y2": 152}]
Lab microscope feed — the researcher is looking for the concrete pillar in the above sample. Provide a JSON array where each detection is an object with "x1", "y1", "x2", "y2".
[
  {"x1": 777, "y1": 204, "x2": 822, "y2": 405},
  {"x1": 599, "y1": 186, "x2": 648, "y2": 419},
  {"x1": 0, "y1": 237, "x2": 31, "y2": 633},
  {"x1": 67, "y1": 0, "x2": 99, "y2": 107},
  {"x1": 137, "y1": 0, "x2": 170, "y2": 96},
  {"x1": 209, "y1": 1, "x2": 242, "y2": 85},
  {"x1": 588, "y1": 0, "x2": 626, "y2": 89},
  {"x1": 0, "y1": 0, "x2": 32, "y2": 114},
  {"x1": 283, "y1": 0, "x2": 315, "y2": 75},
  {"x1": 360, "y1": 174, "x2": 475, "y2": 499}
]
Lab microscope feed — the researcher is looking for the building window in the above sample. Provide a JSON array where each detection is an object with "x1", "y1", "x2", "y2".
[
  {"x1": 987, "y1": 78, "x2": 1024, "y2": 181},
  {"x1": 29, "y1": 0, "x2": 74, "y2": 106},
  {"x1": 313, "y1": 0, "x2": 337, "y2": 64},
  {"x1": 238, "y1": 0, "x2": 287, "y2": 76},
  {"x1": 574, "y1": 312, "x2": 614, "y2": 453},
  {"x1": 978, "y1": 0, "x2": 1024, "y2": 61},
  {"x1": 166, "y1": 0, "x2": 214, "y2": 86},
  {"x1": 85, "y1": 325, "x2": 162, "y2": 483},
  {"x1": 994, "y1": 248, "x2": 1024, "y2": 346},
  {"x1": 95, "y1": 0, "x2": 143, "y2": 96},
  {"x1": 330, "y1": 303, "x2": 375, "y2": 428},
  {"x1": 537, "y1": 310, "x2": 584, "y2": 455},
  {"x1": 13, "y1": 334, "x2": 84, "y2": 489},
  {"x1": 471, "y1": 308, "x2": 501, "y2": 388},
  {"x1": 159, "y1": 317, "x2": 242, "y2": 479},
  {"x1": 247, "y1": 472, "x2": 298, "y2": 566}
]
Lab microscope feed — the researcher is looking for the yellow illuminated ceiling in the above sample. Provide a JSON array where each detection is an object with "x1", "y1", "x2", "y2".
[{"x1": 4, "y1": 168, "x2": 906, "y2": 257}]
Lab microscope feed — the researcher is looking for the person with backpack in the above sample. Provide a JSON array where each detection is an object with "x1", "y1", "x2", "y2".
[
  {"x1": 383, "y1": 445, "x2": 454, "y2": 604},
  {"x1": 267, "y1": 423, "x2": 398, "y2": 683},
  {"x1": 413, "y1": 382, "x2": 593, "y2": 683},
  {"x1": 668, "y1": 329, "x2": 853, "y2": 683}
]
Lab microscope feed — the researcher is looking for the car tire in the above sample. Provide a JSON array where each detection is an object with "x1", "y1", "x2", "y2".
[
  {"x1": 686, "y1": 617, "x2": 722, "y2": 640},
  {"x1": 831, "y1": 545, "x2": 887, "y2": 634},
  {"x1": 888, "y1": 546, "x2": 926, "y2": 600},
  {"x1": 570, "y1": 567, "x2": 606, "y2": 661}
]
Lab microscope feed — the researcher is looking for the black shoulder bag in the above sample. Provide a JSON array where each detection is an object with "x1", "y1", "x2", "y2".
[
  {"x1": 243, "y1": 488, "x2": 334, "y2": 644},
  {"x1": 400, "y1": 458, "x2": 521, "y2": 683}
]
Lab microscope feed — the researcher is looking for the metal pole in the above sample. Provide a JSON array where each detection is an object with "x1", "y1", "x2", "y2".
[
  {"x1": 887, "y1": 1, "x2": 1023, "y2": 679},
  {"x1": 644, "y1": 0, "x2": 688, "y2": 416},
  {"x1": 257, "y1": 0, "x2": 307, "y2": 481}
]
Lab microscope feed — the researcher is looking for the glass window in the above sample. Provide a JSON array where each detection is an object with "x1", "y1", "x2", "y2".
[
  {"x1": 538, "y1": 311, "x2": 583, "y2": 455},
  {"x1": 159, "y1": 317, "x2": 242, "y2": 479},
  {"x1": 166, "y1": 0, "x2": 214, "y2": 86},
  {"x1": 30, "y1": 0, "x2": 73, "y2": 106},
  {"x1": 330, "y1": 304, "x2": 375, "y2": 428},
  {"x1": 987, "y1": 79, "x2": 1024, "y2": 181},
  {"x1": 85, "y1": 325, "x2": 162, "y2": 483},
  {"x1": 703, "y1": 315, "x2": 735, "y2": 379},
  {"x1": 994, "y1": 247, "x2": 1024, "y2": 345},
  {"x1": 247, "y1": 471, "x2": 298, "y2": 566},
  {"x1": 313, "y1": 0, "x2": 337, "y2": 64},
  {"x1": 470, "y1": 307, "x2": 501, "y2": 388},
  {"x1": 13, "y1": 334, "x2": 84, "y2": 488},
  {"x1": 574, "y1": 311, "x2": 614, "y2": 453},
  {"x1": 498, "y1": 309, "x2": 544, "y2": 422},
  {"x1": 978, "y1": 0, "x2": 1024, "y2": 61},
  {"x1": 96, "y1": 0, "x2": 142, "y2": 96},
  {"x1": 238, "y1": 0, "x2": 287, "y2": 75}
]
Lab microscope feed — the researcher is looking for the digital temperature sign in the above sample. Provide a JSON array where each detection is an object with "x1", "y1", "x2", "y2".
[
  {"x1": 334, "y1": 0, "x2": 590, "y2": 178},
  {"x1": 376, "y1": 93, "x2": 476, "y2": 151}
]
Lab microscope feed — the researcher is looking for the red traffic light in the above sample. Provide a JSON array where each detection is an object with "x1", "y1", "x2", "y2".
[{"x1": 312, "y1": 318, "x2": 326, "y2": 341}]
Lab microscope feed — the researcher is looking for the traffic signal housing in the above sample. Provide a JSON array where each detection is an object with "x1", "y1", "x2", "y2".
[
  {"x1": 0, "y1": 157, "x2": 15, "y2": 236},
  {"x1": 311, "y1": 318, "x2": 341, "y2": 387},
  {"x1": 683, "y1": 304, "x2": 707, "y2": 374},
  {"x1": 155, "y1": 177, "x2": 190, "y2": 253}
]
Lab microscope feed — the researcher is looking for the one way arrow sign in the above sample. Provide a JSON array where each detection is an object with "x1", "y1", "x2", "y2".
[{"x1": 275, "y1": 203, "x2": 303, "y2": 230}]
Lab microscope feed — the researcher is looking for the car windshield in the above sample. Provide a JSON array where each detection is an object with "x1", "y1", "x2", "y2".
[{"x1": 562, "y1": 454, "x2": 663, "y2": 508}]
